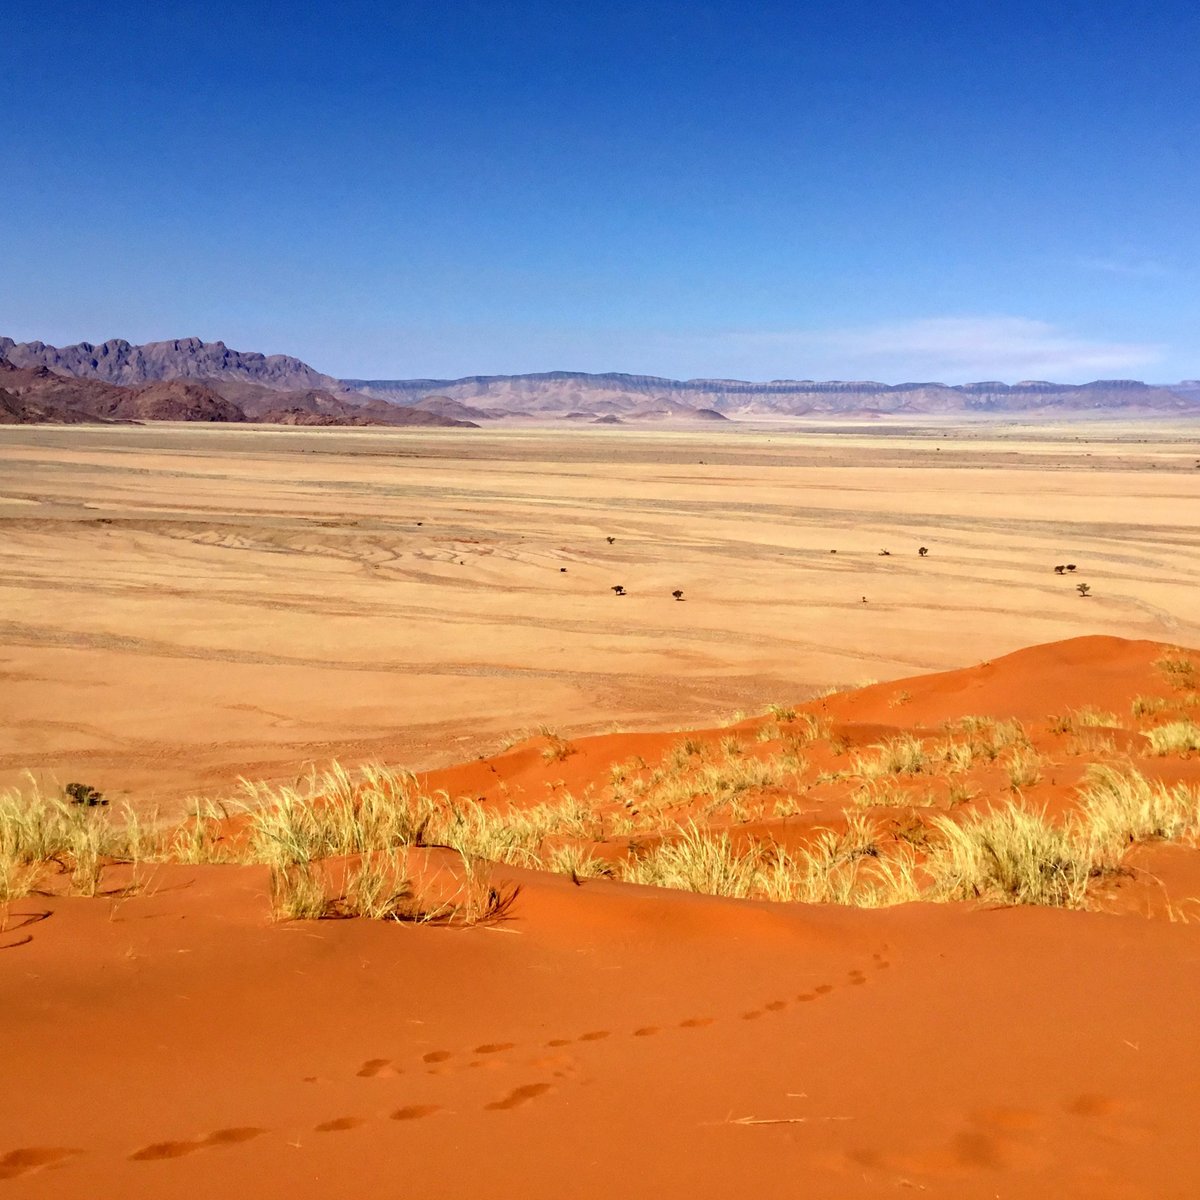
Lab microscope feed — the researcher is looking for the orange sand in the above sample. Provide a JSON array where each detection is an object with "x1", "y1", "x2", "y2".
[{"x1": 4, "y1": 635, "x2": 1200, "y2": 1198}]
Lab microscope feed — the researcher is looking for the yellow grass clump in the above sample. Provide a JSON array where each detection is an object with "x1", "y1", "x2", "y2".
[{"x1": 1145, "y1": 721, "x2": 1200, "y2": 756}]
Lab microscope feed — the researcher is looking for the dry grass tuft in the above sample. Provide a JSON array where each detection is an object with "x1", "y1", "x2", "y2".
[
  {"x1": 1, "y1": 781, "x2": 150, "y2": 900},
  {"x1": 1145, "y1": 721, "x2": 1200, "y2": 756},
  {"x1": 1078, "y1": 766, "x2": 1200, "y2": 866},
  {"x1": 928, "y1": 806, "x2": 1093, "y2": 908},
  {"x1": 1005, "y1": 747, "x2": 1043, "y2": 790}
]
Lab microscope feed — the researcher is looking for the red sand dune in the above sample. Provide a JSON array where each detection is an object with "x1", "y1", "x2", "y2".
[{"x1": 3, "y1": 635, "x2": 1200, "y2": 1198}]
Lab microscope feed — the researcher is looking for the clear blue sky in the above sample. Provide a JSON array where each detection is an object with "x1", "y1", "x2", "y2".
[{"x1": 2, "y1": 0, "x2": 1197, "y2": 382}]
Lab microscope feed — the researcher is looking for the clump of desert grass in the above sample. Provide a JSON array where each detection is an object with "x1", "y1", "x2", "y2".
[
  {"x1": 242, "y1": 763, "x2": 438, "y2": 869},
  {"x1": 926, "y1": 806, "x2": 1092, "y2": 907},
  {"x1": 1005, "y1": 746, "x2": 1043, "y2": 790},
  {"x1": 1049, "y1": 706, "x2": 1121, "y2": 735},
  {"x1": 0, "y1": 780, "x2": 152, "y2": 900},
  {"x1": 9, "y1": 740, "x2": 1199, "y2": 922},
  {"x1": 1144, "y1": 721, "x2": 1200, "y2": 756},
  {"x1": 852, "y1": 735, "x2": 929, "y2": 779},
  {"x1": 1078, "y1": 765, "x2": 1200, "y2": 863},
  {"x1": 269, "y1": 849, "x2": 518, "y2": 925},
  {"x1": 618, "y1": 816, "x2": 920, "y2": 907},
  {"x1": 1131, "y1": 694, "x2": 1171, "y2": 718}
]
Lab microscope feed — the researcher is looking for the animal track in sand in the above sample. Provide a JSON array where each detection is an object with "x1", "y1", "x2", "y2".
[
  {"x1": 851, "y1": 1128, "x2": 1049, "y2": 1176},
  {"x1": 485, "y1": 1083, "x2": 554, "y2": 1111},
  {"x1": 390, "y1": 1105, "x2": 442, "y2": 1121},
  {"x1": 130, "y1": 1128, "x2": 265, "y2": 1162},
  {"x1": 852, "y1": 1093, "x2": 1139, "y2": 1180},
  {"x1": 357, "y1": 1058, "x2": 399, "y2": 1078},
  {"x1": 314, "y1": 1116, "x2": 365, "y2": 1133},
  {"x1": 343, "y1": 952, "x2": 888, "y2": 1103},
  {"x1": 0, "y1": 1147, "x2": 80, "y2": 1181}
]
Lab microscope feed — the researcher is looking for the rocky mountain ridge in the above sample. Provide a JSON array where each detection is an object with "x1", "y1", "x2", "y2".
[
  {"x1": 0, "y1": 357, "x2": 476, "y2": 428},
  {"x1": 0, "y1": 336, "x2": 338, "y2": 391},
  {"x1": 3, "y1": 335, "x2": 1198, "y2": 419}
]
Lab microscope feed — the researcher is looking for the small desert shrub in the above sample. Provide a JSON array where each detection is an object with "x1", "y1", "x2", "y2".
[
  {"x1": 766, "y1": 703, "x2": 797, "y2": 723},
  {"x1": 720, "y1": 735, "x2": 744, "y2": 758},
  {"x1": 1145, "y1": 721, "x2": 1200, "y2": 756},
  {"x1": 541, "y1": 736, "x2": 577, "y2": 764},
  {"x1": 1132, "y1": 695, "x2": 1170, "y2": 718},
  {"x1": 63, "y1": 782, "x2": 106, "y2": 807},
  {"x1": 1157, "y1": 654, "x2": 1197, "y2": 690}
]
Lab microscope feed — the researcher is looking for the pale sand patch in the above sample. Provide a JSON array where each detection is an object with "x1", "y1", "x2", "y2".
[{"x1": 0, "y1": 419, "x2": 1197, "y2": 809}]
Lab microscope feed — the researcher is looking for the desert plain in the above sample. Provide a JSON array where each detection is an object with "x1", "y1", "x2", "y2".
[
  {"x1": 2, "y1": 419, "x2": 1198, "y2": 804},
  {"x1": 3, "y1": 418, "x2": 1200, "y2": 1199}
]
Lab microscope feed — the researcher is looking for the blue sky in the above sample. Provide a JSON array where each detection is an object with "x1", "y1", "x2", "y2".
[{"x1": 2, "y1": 0, "x2": 1197, "y2": 382}]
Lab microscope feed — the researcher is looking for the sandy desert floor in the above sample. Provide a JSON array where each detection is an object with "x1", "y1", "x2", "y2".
[
  {"x1": 3, "y1": 421, "x2": 1200, "y2": 1198},
  {"x1": 0, "y1": 419, "x2": 1197, "y2": 810}
]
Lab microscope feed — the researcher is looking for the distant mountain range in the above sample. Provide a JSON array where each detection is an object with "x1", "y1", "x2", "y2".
[
  {"x1": 2, "y1": 335, "x2": 1198, "y2": 425},
  {"x1": 343, "y1": 371, "x2": 1199, "y2": 417}
]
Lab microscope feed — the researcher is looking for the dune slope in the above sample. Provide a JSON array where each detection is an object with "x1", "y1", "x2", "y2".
[{"x1": 3, "y1": 635, "x2": 1200, "y2": 1198}]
